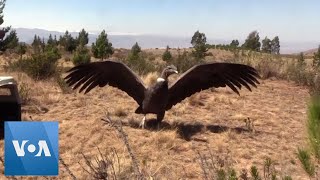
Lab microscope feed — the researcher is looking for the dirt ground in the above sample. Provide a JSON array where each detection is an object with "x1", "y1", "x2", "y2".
[{"x1": 0, "y1": 64, "x2": 315, "y2": 179}]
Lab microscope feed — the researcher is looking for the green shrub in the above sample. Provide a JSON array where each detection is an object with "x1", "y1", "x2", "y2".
[
  {"x1": 255, "y1": 57, "x2": 281, "y2": 79},
  {"x1": 286, "y1": 60, "x2": 315, "y2": 87},
  {"x1": 307, "y1": 95, "x2": 320, "y2": 159},
  {"x1": 126, "y1": 52, "x2": 155, "y2": 75},
  {"x1": 309, "y1": 68, "x2": 320, "y2": 95},
  {"x1": 297, "y1": 148, "x2": 315, "y2": 177},
  {"x1": 174, "y1": 50, "x2": 203, "y2": 73},
  {"x1": 162, "y1": 46, "x2": 173, "y2": 62},
  {"x1": 72, "y1": 46, "x2": 91, "y2": 65},
  {"x1": 7, "y1": 48, "x2": 60, "y2": 80},
  {"x1": 124, "y1": 42, "x2": 155, "y2": 74}
]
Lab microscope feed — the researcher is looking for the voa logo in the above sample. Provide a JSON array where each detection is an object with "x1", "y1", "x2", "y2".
[
  {"x1": 12, "y1": 140, "x2": 51, "y2": 157},
  {"x1": 5, "y1": 121, "x2": 59, "y2": 176}
]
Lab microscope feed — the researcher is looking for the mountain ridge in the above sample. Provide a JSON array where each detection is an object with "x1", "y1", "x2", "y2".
[{"x1": 11, "y1": 28, "x2": 319, "y2": 53}]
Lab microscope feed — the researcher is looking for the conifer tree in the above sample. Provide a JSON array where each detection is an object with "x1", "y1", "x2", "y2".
[
  {"x1": 242, "y1": 31, "x2": 261, "y2": 51},
  {"x1": 162, "y1": 45, "x2": 173, "y2": 62},
  {"x1": 191, "y1": 30, "x2": 208, "y2": 59},
  {"x1": 91, "y1": 30, "x2": 114, "y2": 60}
]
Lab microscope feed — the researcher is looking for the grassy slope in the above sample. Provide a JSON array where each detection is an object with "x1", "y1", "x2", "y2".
[{"x1": 0, "y1": 49, "x2": 315, "y2": 179}]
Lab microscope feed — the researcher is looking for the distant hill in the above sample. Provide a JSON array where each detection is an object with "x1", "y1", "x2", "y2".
[
  {"x1": 10, "y1": 28, "x2": 319, "y2": 54},
  {"x1": 302, "y1": 48, "x2": 318, "y2": 56},
  {"x1": 13, "y1": 28, "x2": 228, "y2": 49}
]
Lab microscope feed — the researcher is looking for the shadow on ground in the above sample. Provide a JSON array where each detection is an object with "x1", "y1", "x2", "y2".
[{"x1": 122, "y1": 118, "x2": 255, "y2": 141}]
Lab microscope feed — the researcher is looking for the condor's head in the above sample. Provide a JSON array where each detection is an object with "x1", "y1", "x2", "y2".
[{"x1": 158, "y1": 65, "x2": 178, "y2": 82}]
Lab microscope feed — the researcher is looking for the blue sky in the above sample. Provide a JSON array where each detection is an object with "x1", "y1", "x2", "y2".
[{"x1": 2, "y1": 0, "x2": 320, "y2": 43}]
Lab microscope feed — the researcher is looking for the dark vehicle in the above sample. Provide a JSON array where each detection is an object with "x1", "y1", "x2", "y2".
[{"x1": 0, "y1": 76, "x2": 21, "y2": 129}]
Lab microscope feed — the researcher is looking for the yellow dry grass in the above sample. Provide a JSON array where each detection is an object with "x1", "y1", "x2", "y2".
[{"x1": 0, "y1": 52, "x2": 315, "y2": 179}]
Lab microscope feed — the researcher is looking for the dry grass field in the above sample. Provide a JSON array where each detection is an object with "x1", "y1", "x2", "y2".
[{"x1": 0, "y1": 49, "x2": 318, "y2": 179}]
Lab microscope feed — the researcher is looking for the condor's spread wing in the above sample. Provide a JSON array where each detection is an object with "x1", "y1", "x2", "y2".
[
  {"x1": 64, "y1": 60, "x2": 146, "y2": 105},
  {"x1": 166, "y1": 63, "x2": 260, "y2": 110}
]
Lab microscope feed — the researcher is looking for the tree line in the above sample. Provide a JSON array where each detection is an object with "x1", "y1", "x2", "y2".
[{"x1": 206, "y1": 30, "x2": 280, "y2": 54}]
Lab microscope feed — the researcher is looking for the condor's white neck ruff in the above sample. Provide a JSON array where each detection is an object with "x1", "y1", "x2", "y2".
[{"x1": 157, "y1": 78, "x2": 165, "y2": 82}]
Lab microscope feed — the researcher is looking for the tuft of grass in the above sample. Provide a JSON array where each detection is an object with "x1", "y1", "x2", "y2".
[
  {"x1": 18, "y1": 82, "x2": 32, "y2": 105},
  {"x1": 244, "y1": 117, "x2": 255, "y2": 132},
  {"x1": 114, "y1": 107, "x2": 128, "y2": 117},
  {"x1": 307, "y1": 95, "x2": 320, "y2": 159},
  {"x1": 196, "y1": 145, "x2": 292, "y2": 180},
  {"x1": 297, "y1": 148, "x2": 315, "y2": 177},
  {"x1": 188, "y1": 94, "x2": 205, "y2": 107},
  {"x1": 101, "y1": 114, "x2": 143, "y2": 179},
  {"x1": 80, "y1": 148, "x2": 125, "y2": 180},
  {"x1": 239, "y1": 169, "x2": 249, "y2": 180},
  {"x1": 263, "y1": 157, "x2": 276, "y2": 179},
  {"x1": 282, "y1": 176, "x2": 292, "y2": 180},
  {"x1": 55, "y1": 72, "x2": 72, "y2": 94},
  {"x1": 250, "y1": 166, "x2": 261, "y2": 180},
  {"x1": 216, "y1": 169, "x2": 226, "y2": 180},
  {"x1": 228, "y1": 169, "x2": 238, "y2": 180}
]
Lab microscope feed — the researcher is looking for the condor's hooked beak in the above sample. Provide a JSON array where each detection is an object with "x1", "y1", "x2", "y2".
[{"x1": 174, "y1": 70, "x2": 178, "y2": 74}]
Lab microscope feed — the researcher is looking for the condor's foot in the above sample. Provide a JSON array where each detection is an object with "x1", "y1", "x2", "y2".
[{"x1": 139, "y1": 115, "x2": 146, "y2": 129}]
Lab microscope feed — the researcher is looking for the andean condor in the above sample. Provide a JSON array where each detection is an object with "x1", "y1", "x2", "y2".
[{"x1": 64, "y1": 60, "x2": 260, "y2": 128}]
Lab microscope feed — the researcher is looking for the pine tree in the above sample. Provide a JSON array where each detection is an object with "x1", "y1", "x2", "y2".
[
  {"x1": 127, "y1": 42, "x2": 142, "y2": 64},
  {"x1": 53, "y1": 35, "x2": 58, "y2": 46},
  {"x1": 0, "y1": 0, "x2": 4, "y2": 26},
  {"x1": 0, "y1": 0, "x2": 10, "y2": 51},
  {"x1": 162, "y1": 45, "x2": 173, "y2": 62},
  {"x1": 91, "y1": 30, "x2": 113, "y2": 60},
  {"x1": 31, "y1": 35, "x2": 41, "y2": 53},
  {"x1": 61, "y1": 30, "x2": 77, "y2": 53},
  {"x1": 191, "y1": 30, "x2": 208, "y2": 59},
  {"x1": 58, "y1": 35, "x2": 63, "y2": 46},
  {"x1": 126, "y1": 42, "x2": 152, "y2": 74},
  {"x1": 41, "y1": 37, "x2": 45, "y2": 52},
  {"x1": 1, "y1": 30, "x2": 18, "y2": 50},
  {"x1": 242, "y1": 31, "x2": 261, "y2": 51},
  {"x1": 261, "y1": 37, "x2": 271, "y2": 53},
  {"x1": 77, "y1": 28, "x2": 89, "y2": 46},
  {"x1": 298, "y1": 52, "x2": 305, "y2": 67},
  {"x1": 0, "y1": 0, "x2": 12, "y2": 51},
  {"x1": 230, "y1": 40, "x2": 239, "y2": 48},
  {"x1": 313, "y1": 45, "x2": 320, "y2": 67},
  {"x1": 16, "y1": 42, "x2": 26, "y2": 59},
  {"x1": 47, "y1": 34, "x2": 54, "y2": 46},
  {"x1": 131, "y1": 42, "x2": 141, "y2": 56},
  {"x1": 72, "y1": 45, "x2": 91, "y2": 65},
  {"x1": 271, "y1": 36, "x2": 280, "y2": 54}
]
